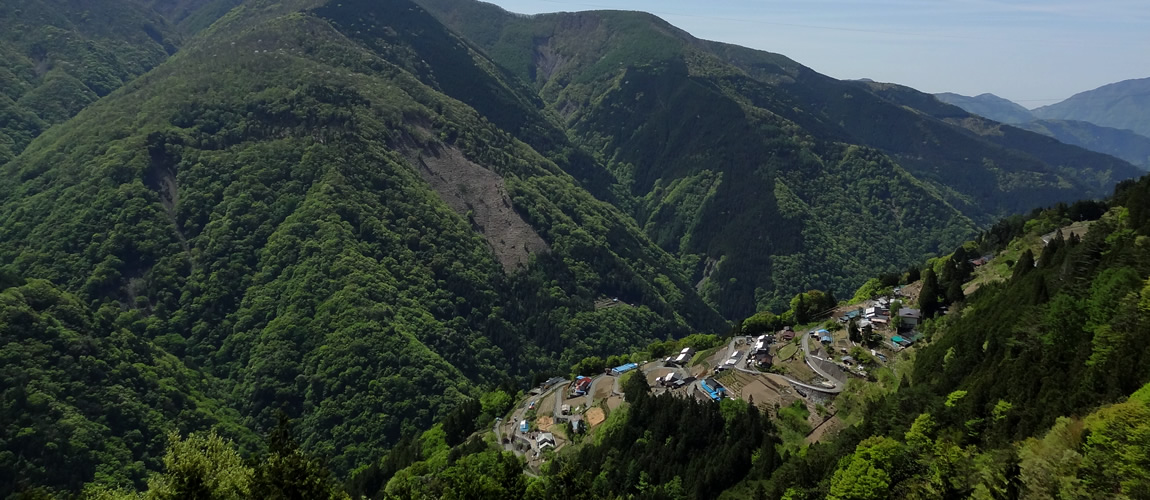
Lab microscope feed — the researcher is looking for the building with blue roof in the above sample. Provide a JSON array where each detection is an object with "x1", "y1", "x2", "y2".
[
  {"x1": 610, "y1": 362, "x2": 639, "y2": 375},
  {"x1": 699, "y1": 378, "x2": 726, "y2": 402}
]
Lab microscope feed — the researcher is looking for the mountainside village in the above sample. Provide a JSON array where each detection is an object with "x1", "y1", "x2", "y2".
[{"x1": 496, "y1": 284, "x2": 941, "y2": 471}]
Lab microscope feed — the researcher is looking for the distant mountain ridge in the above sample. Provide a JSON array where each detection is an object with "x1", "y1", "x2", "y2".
[
  {"x1": 936, "y1": 89, "x2": 1150, "y2": 170},
  {"x1": 1034, "y1": 77, "x2": 1150, "y2": 138},
  {"x1": 934, "y1": 92, "x2": 1034, "y2": 124}
]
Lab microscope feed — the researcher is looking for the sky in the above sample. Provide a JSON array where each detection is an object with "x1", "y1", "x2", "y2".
[{"x1": 478, "y1": 0, "x2": 1150, "y2": 108}]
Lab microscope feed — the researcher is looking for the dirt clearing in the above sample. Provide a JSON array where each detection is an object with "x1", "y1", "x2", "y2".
[
  {"x1": 739, "y1": 378, "x2": 788, "y2": 410},
  {"x1": 646, "y1": 368, "x2": 677, "y2": 385},
  {"x1": 538, "y1": 392, "x2": 556, "y2": 416},
  {"x1": 586, "y1": 407, "x2": 606, "y2": 427},
  {"x1": 592, "y1": 377, "x2": 613, "y2": 400},
  {"x1": 408, "y1": 144, "x2": 549, "y2": 272},
  {"x1": 806, "y1": 414, "x2": 842, "y2": 444},
  {"x1": 536, "y1": 415, "x2": 554, "y2": 432},
  {"x1": 606, "y1": 395, "x2": 623, "y2": 411}
]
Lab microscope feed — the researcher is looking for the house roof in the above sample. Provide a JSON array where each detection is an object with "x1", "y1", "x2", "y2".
[
  {"x1": 612, "y1": 363, "x2": 639, "y2": 373},
  {"x1": 820, "y1": 335, "x2": 833, "y2": 342},
  {"x1": 537, "y1": 433, "x2": 556, "y2": 447}
]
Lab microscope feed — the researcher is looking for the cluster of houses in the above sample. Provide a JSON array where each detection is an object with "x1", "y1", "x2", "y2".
[
  {"x1": 656, "y1": 372, "x2": 689, "y2": 388},
  {"x1": 834, "y1": 295, "x2": 926, "y2": 353},
  {"x1": 838, "y1": 298, "x2": 923, "y2": 332},
  {"x1": 664, "y1": 347, "x2": 694, "y2": 366},
  {"x1": 749, "y1": 334, "x2": 773, "y2": 366}
]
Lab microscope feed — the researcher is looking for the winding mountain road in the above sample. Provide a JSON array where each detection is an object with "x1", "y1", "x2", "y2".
[
  {"x1": 722, "y1": 337, "x2": 844, "y2": 394},
  {"x1": 798, "y1": 334, "x2": 847, "y2": 393}
]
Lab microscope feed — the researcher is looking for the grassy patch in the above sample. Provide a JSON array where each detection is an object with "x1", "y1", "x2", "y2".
[
  {"x1": 835, "y1": 349, "x2": 916, "y2": 426},
  {"x1": 775, "y1": 400, "x2": 812, "y2": 456},
  {"x1": 690, "y1": 345, "x2": 723, "y2": 367},
  {"x1": 777, "y1": 343, "x2": 799, "y2": 360}
]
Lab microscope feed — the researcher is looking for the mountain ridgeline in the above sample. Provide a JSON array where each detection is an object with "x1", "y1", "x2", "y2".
[
  {"x1": 935, "y1": 90, "x2": 1150, "y2": 170},
  {"x1": 934, "y1": 92, "x2": 1035, "y2": 124},
  {"x1": 418, "y1": 0, "x2": 1139, "y2": 317},
  {"x1": 1033, "y1": 77, "x2": 1150, "y2": 138},
  {"x1": 0, "y1": 0, "x2": 1147, "y2": 496}
]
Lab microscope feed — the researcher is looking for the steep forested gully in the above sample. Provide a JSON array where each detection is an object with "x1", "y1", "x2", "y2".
[{"x1": 2, "y1": 0, "x2": 1149, "y2": 498}]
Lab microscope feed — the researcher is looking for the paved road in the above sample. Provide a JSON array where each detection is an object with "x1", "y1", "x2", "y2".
[
  {"x1": 722, "y1": 337, "x2": 844, "y2": 394},
  {"x1": 551, "y1": 379, "x2": 568, "y2": 418},
  {"x1": 798, "y1": 334, "x2": 846, "y2": 393},
  {"x1": 588, "y1": 374, "x2": 613, "y2": 400}
]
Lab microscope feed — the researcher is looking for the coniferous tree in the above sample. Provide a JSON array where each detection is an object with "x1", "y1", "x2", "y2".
[
  {"x1": 945, "y1": 279, "x2": 965, "y2": 307},
  {"x1": 252, "y1": 414, "x2": 348, "y2": 500},
  {"x1": 919, "y1": 269, "x2": 941, "y2": 317},
  {"x1": 1013, "y1": 250, "x2": 1036, "y2": 280}
]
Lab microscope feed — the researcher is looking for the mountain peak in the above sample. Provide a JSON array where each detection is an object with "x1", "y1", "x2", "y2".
[{"x1": 934, "y1": 91, "x2": 1033, "y2": 124}]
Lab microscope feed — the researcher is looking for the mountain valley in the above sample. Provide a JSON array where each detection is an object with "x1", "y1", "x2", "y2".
[{"x1": 2, "y1": 1, "x2": 1150, "y2": 498}]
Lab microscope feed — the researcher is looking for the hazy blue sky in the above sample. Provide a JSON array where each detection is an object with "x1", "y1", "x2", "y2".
[{"x1": 479, "y1": 0, "x2": 1150, "y2": 107}]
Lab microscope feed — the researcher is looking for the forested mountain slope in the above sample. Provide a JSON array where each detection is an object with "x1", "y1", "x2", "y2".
[
  {"x1": 0, "y1": 0, "x2": 227, "y2": 164},
  {"x1": 0, "y1": 277, "x2": 256, "y2": 495},
  {"x1": 757, "y1": 178, "x2": 1150, "y2": 498},
  {"x1": 1016, "y1": 119, "x2": 1150, "y2": 170},
  {"x1": 417, "y1": 0, "x2": 1140, "y2": 317},
  {"x1": 0, "y1": 0, "x2": 725, "y2": 492},
  {"x1": 5, "y1": 0, "x2": 1149, "y2": 496}
]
